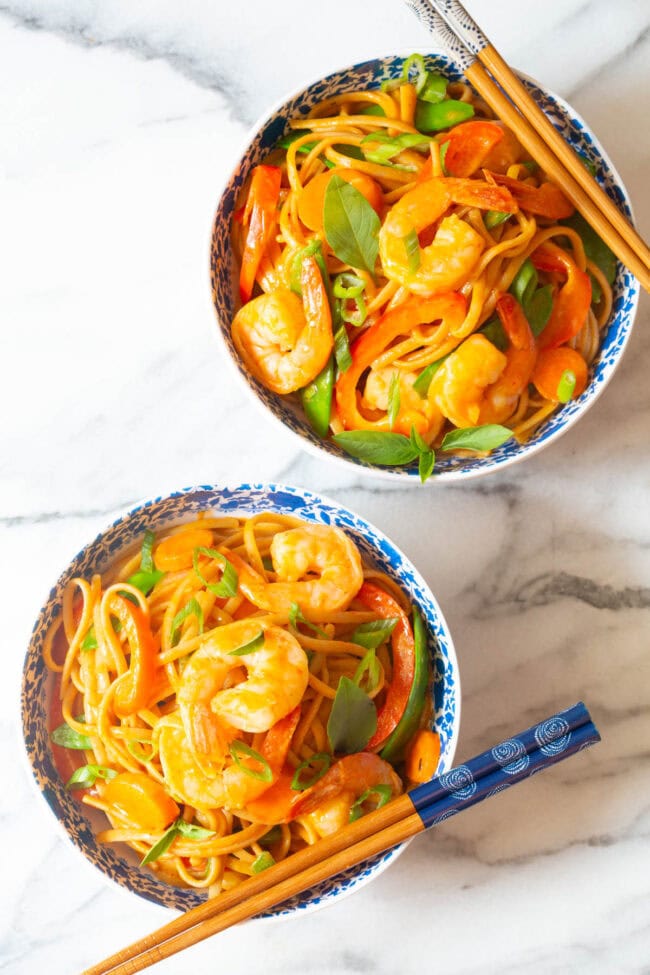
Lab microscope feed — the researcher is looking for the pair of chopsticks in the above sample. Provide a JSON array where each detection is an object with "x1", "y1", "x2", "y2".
[
  {"x1": 83, "y1": 702, "x2": 599, "y2": 975},
  {"x1": 404, "y1": 0, "x2": 650, "y2": 292}
]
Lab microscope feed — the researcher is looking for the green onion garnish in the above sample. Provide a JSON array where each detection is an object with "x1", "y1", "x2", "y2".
[
  {"x1": 228, "y1": 630, "x2": 265, "y2": 656},
  {"x1": 229, "y1": 741, "x2": 273, "y2": 782},
  {"x1": 349, "y1": 784, "x2": 393, "y2": 822},
  {"x1": 291, "y1": 753, "x2": 332, "y2": 791},
  {"x1": 170, "y1": 597, "x2": 204, "y2": 646},
  {"x1": 387, "y1": 372, "x2": 401, "y2": 430},
  {"x1": 193, "y1": 546, "x2": 238, "y2": 598},
  {"x1": 353, "y1": 650, "x2": 381, "y2": 695},
  {"x1": 334, "y1": 326, "x2": 352, "y2": 374},
  {"x1": 403, "y1": 228, "x2": 420, "y2": 274},
  {"x1": 412, "y1": 356, "x2": 447, "y2": 398},
  {"x1": 65, "y1": 764, "x2": 117, "y2": 791},
  {"x1": 50, "y1": 720, "x2": 92, "y2": 750},
  {"x1": 339, "y1": 293, "x2": 367, "y2": 327},
  {"x1": 140, "y1": 529, "x2": 156, "y2": 573},
  {"x1": 251, "y1": 851, "x2": 276, "y2": 874},
  {"x1": 333, "y1": 273, "x2": 365, "y2": 300},
  {"x1": 289, "y1": 602, "x2": 328, "y2": 639}
]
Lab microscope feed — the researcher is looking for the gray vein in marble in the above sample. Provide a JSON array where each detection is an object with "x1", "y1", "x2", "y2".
[{"x1": 507, "y1": 571, "x2": 650, "y2": 611}]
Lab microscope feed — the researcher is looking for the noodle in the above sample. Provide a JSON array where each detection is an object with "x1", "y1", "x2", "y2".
[{"x1": 45, "y1": 515, "x2": 429, "y2": 893}]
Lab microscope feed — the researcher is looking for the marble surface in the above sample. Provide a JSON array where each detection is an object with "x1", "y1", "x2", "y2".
[{"x1": 3, "y1": 0, "x2": 650, "y2": 971}]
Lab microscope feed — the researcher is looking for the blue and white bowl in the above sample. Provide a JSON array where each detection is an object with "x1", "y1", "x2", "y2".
[
  {"x1": 210, "y1": 54, "x2": 639, "y2": 482},
  {"x1": 22, "y1": 484, "x2": 460, "y2": 916}
]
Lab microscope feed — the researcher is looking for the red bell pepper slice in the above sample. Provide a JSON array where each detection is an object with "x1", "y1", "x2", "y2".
[
  {"x1": 239, "y1": 165, "x2": 282, "y2": 304},
  {"x1": 111, "y1": 595, "x2": 157, "y2": 717},
  {"x1": 485, "y1": 171, "x2": 574, "y2": 219},
  {"x1": 531, "y1": 242, "x2": 592, "y2": 349},
  {"x1": 443, "y1": 121, "x2": 504, "y2": 178},
  {"x1": 334, "y1": 292, "x2": 466, "y2": 436},
  {"x1": 355, "y1": 582, "x2": 416, "y2": 751}
]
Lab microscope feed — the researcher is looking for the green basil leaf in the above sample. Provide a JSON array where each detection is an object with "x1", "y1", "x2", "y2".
[
  {"x1": 334, "y1": 325, "x2": 352, "y2": 373},
  {"x1": 352, "y1": 650, "x2": 381, "y2": 694},
  {"x1": 403, "y1": 228, "x2": 420, "y2": 274},
  {"x1": 327, "y1": 676, "x2": 377, "y2": 754},
  {"x1": 387, "y1": 372, "x2": 401, "y2": 430},
  {"x1": 81, "y1": 626, "x2": 98, "y2": 651},
  {"x1": 252, "y1": 851, "x2": 276, "y2": 874},
  {"x1": 65, "y1": 764, "x2": 117, "y2": 791},
  {"x1": 229, "y1": 741, "x2": 273, "y2": 782},
  {"x1": 170, "y1": 597, "x2": 204, "y2": 646},
  {"x1": 175, "y1": 820, "x2": 216, "y2": 840},
  {"x1": 193, "y1": 546, "x2": 238, "y2": 598},
  {"x1": 349, "y1": 784, "x2": 392, "y2": 822},
  {"x1": 258, "y1": 825, "x2": 282, "y2": 848},
  {"x1": 140, "y1": 529, "x2": 156, "y2": 573},
  {"x1": 557, "y1": 369, "x2": 576, "y2": 403},
  {"x1": 126, "y1": 568, "x2": 165, "y2": 596},
  {"x1": 526, "y1": 284, "x2": 554, "y2": 337},
  {"x1": 351, "y1": 618, "x2": 398, "y2": 651},
  {"x1": 485, "y1": 210, "x2": 511, "y2": 230},
  {"x1": 409, "y1": 425, "x2": 429, "y2": 454},
  {"x1": 332, "y1": 430, "x2": 418, "y2": 466},
  {"x1": 323, "y1": 174, "x2": 380, "y2": 277},
  {"x1": 291, "y1": 753, "x2": 332, "y2": 791},
  {"x1": 51, "y1": 721, "x2": 92, "y2": 750},
  {"x1": 480, "y1": 318, "x2": 508, "y2": 351},
  {"x1": 141, "y1": 822, "x2": 179, "y2": 866},
  {"x1": 418, "y1": 448, "x2": 435, "y2": 483},
  {"x1": 413, "y1": 357, "x2": 447, "y2": 397},
  {"x1": 441, "y1": 424, "x2": 513, "y2": 452},
  {"x1": 561, "y1": 211, "x2": 616, "y2": 284},
  {"x1": 228, "y1": 630, "x2": 265, "y2": 656},
  {"x1": 289, "y1": 602, "x2": 328, "y2": 639}
]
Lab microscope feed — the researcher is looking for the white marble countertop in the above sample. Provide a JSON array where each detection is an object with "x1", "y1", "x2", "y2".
[{"x1": 3, "y1": 1, "x2": 650, "y2": 971}]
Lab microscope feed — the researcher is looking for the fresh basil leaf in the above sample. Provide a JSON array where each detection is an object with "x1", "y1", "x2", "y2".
[
  {"x1": 289, "y1": 602, "x2": 328, "y2": 639},
  {"x1": 334, "y1": 325, "x2": 352, "y2": 373},
  {"x1": 141, "y1": 822, "x2": 179, "y2": 866},
  {"x1": 526, "y1": 284, "x2": 553, "y2": 337},
  {"x1": 352, "y1": 650, "x2": 381, "y2": 694},
  {"x1": 252, "y1": 851, "x2": 276, "y2": 874},
  {"x1": 81, "y1": 626, "x2": 98, "y2": 651},
  {"x1": 229, "y1": 741, "x2": 273, "y2": 782},
  {"x1": 51, "y1": 721, "x2": 92, "y2": 750},
  {"x1": 441, "y1": 424, "x2": 513, "y2": 452},
  {"x1": 323, "y1": 175, "x2": 380, "y2": 277},
  {"x1": 126, "y1": 568, "x2": 165, "y2": 596},
  {"x1": 170, "y1": 597, "x2": 204, "y2": 646},
  {"x1": 193, "y1": 546, "x2": 238, "y2": 598},
  {"x1": 557, "y1": 369, "x2": 576, "y2": 403},
  {"x1": 140, "y1": 529, "x2": 156, "y2": 573},
  {"x1": 413, "y1": 357, "x2": 447, "y2": 397},
  {"x1": 65, "y1": 764, "x2": 117, "y2": 791},
  {"x1": 291, "y1": 753, "x2": 332, "y2": 791},
  {"x1": 418, "y1": 448, "x2": 435, "y2": 483},
  {"x1": 409, "y1": 425, "x2": 429, "y2": 454},
  {"x1": 485, "y1": 210, "x2": 511, "y2": 230},
  {"x1": 333, "y1": 430, "x2": 418, "y2": 466},
  {"x1": 175, "y1": 820, "x2": 216, "y2": 840},
  {"x1": 351, "y1": 618, "x2": 398, "y2": 651},
  {"x1": 228, "y1": 630, "x2": 265, "y2": 656},
  {"x1": 387, "y1": 372, "x2": 401, "y2": 430},
  {"x1": 561, "y1": 211, "x2": 616, "y2": 284},
  {"x1": 327, "y1": 676, "x2": 377, "y2": 754},
  {"x1": 480, "y1": 318, "x2": 508, "y2": 351},
  {"x1": 349, "y1": 784, "x2": 392, "y2": 822}
]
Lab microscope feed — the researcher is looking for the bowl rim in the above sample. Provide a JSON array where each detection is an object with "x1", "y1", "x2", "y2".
[
  {"x1": 21, "y1": 482, "x2": 461, "y2": 918},
  {"x1": 208, "y1": 51, "x2": 640, "y2": 484}
]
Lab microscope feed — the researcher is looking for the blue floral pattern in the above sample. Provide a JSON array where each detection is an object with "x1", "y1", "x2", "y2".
[
  {"x1": 209, "y1": 55, "x2": 639, "y2": 482},
  {"x1": 22, "y1": 484, "x2": 460, "y2": 917}
]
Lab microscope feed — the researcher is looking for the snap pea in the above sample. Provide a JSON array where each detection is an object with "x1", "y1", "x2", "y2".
[
  {"x1": 415, "y1": 99, "x2": 474, "y2": 133},
  {"x1": 301, "y1": 355, "x2": 334, "y2": 439}
]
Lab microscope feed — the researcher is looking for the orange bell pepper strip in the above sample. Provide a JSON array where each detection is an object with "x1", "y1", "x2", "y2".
[
  {"x1": 356, "y1": 582, "x2": 416, "y2": 751},
  {"x1": 239, "y1": 165, "x2": 282, "y2": 304},
  {"x1": 240, "y1": 767, "x2": 302, "y2": 824},
  {"x1": 485, "y1": 171, "x2": 574, "y2": 219},
  {"x1": 261, "y1": 706, "x2": 301, "y2": 773},
  {"x1": 405, "y1": 729, "x2": 441, "y2": 783},
  {"x1": 532, "y1": 346, "x2": 588, "y2": 401},
  {"x1": 103, "y1": 771, "x2": 179, "y2": 831},
  {"x1": 110, "y1": 595, "x2": 158, "y2": 717},
  {"x1": 443, "y1": 121, "x2": 504, "y2": 178},
  {"x1": 334, "y1": 292, "x2": 466, "y2": 436},
  {"x1": 531, "y1": 242, "x2": 592, "y2": 349}
]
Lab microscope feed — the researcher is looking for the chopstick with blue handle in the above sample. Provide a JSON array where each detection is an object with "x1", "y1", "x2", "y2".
[
  {"x1": 83, "y1": 703, "x2": 599, "y2": 975},
  {"x1": 403, "y1": 0, "x2": 650, "y2": 291}
]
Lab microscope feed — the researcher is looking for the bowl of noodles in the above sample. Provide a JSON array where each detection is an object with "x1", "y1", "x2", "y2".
[
  {"x1": 210, "y1": 53, "x2": 639, "y2": 482},
  {"x1": 22, "y1": 483, "x2": 459, "y2": 916}
]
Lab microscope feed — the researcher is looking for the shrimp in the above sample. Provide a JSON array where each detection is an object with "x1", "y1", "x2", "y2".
[
  {"x1": 292, "y1": 754, "x2": 402, "y2": 836},
  {"x1": 378, "y1": 176, "x2": 518, "y2": 296},
  {"x1": 231, "y1": 256, "x2": 333, "y2": 394},
  {"x1": 228, "y1": 525, "x2": 364, "y2": 619},
  {"x1": 159, "y1": 718, "x2": 227, "y2": 811},
  {"x1": 430, "y1": 293, "x2": 537, "y2": 428},
  {"x1": 177, "y1": 619, "x2": 308, "y2": 771},
  {"x1": 361, "y1": 367, "x2": 445, "y2": 443}
]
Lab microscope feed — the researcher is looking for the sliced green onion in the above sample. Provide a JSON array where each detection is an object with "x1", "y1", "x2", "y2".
[
  {"x1": 50, "y1": 720, "x2": 92, "y2": 750},
  {"x1": 333, "y1": 273, "x2": 365, "y2": 300},
  {"x1": 402, "y1": 53, "x2": 427, "y2": 91},
  {"x1": 175, "y1": 820, "x2": 216, "y2": 840},
  {"x1": 350, "y1": 618, "x2": 398, "y2": 651},
  {"x1": 360, "y1": 131, "x2": 429, "y2": 167},
  {"x1": 229, "y1": 741, "x2": 273, "y2": 782},
  {"x1": 339, "y1": 293, "x2": 367, "y2": 326},
  {"x1": 65, "y1": 764, "x2": 117, "y2": 791},
  {"x1": 126, "y1": 738, "x2": 158, "y2": 763},
  {"x1": 349, "y1": 784, "x2": 393, "y2": 822},
  {"x1": 412, "y1": 357, "x2": 447, "y2": 398},
  {"x1": 557, "y1": 369, "x2": 576, "y2": 403},
  {"x1": 353, "y1": 650, "x2": 381, "y2": 695},
  {"x1": 334, "y1": 325, "x2": 352, "y2": 373},
  {"x1": 170, "y1": 597, "x2": 204, "y2": 646},
  {"x1": 387, "y1": 372, "x2": 401, "y2": 430},
  {"x1": 140, "y1": 529, "x2": 156, "y2": 573},
  {"x1": 251, "y1": 851, "x2": 276, "y2": 874},
  {"x1": 403, "y1": 228, "x2": 420, "y2": 274},
  {"x1": 126, "y1": 568, "x2": 165, "y2": 596},
  {"x1": 81, "y1": 626, "x2": 98, "y2": 651},
  {"x1": 141, "y1": 821, "x2": 179, "y2": 866},
  {"x1": 439, "y1": 140, "x2": 450, "y2": 175},
  {"x1": 485, "y1": 210, "x2": 511, "y2": 230},
  {"x1": 193, "y1": 546, "x2": 238, "y2": 598},
  {"x1": 289, "y1": 602, "x2": 328, "y2": 639},
  {"x1": 291, "y1": 753, "x2": 332, "y2": 791},
  {"x1": 415, "y1": 99, "x2": 474, "y2": 133},
  {"x1": 228, "y1": 630, "x2": 265, "y2": 656}
]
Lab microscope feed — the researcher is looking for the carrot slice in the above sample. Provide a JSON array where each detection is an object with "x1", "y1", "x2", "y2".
[
  {"x1": 154, "y1": 529, "x2": 214, "y2": 572},
  {"x1": 532, "y1": 346, "x2": 588, "y2": 402},
  {"x1": 405, "y1": 729, "x2": 441, "y2": 783},
  {"x1": 103, "y1": 772, "x2": 179, "y2": 832}
]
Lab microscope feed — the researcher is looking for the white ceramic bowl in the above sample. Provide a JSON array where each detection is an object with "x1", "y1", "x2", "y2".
[
  {"x1": 22, "y1": 483, "x2": 460, "y2": 916},
  {"x1": 209, "y1": 54, "x2": 639, "y2": 482}
]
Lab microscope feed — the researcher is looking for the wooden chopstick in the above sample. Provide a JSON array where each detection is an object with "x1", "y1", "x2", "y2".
[{"x1": 407, "y1": 0, "x2": 650, "y2": 292}]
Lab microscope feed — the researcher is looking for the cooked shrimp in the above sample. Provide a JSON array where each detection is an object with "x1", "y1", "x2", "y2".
[
  {"x1": 159, "y1": 718, "x2": 227, "y2": 811},
  {"x1": 430, "y1": 335, "x2": 507, "y2": 428},
  {"x1": 231, "y1": 256, "x2": 333, "y2": 394},
  {"x1": 378, "y1": 176, "x2": 517, "y2": 296},
  {"x1": 229, "y1": 525, "x2": 364, "y2": 619},
  {"x1": 362, "y1": 366, "x2": 445, "y2": 443},
  {"x1": 178, "y1": 620, "x2": 308, "y2": 772},
  {"x1": 292, "y1": 753, "x2": 402, "y2": 833},
  {"x1": 479, "y1": 293, "x2": 537, "y2": 424}
]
